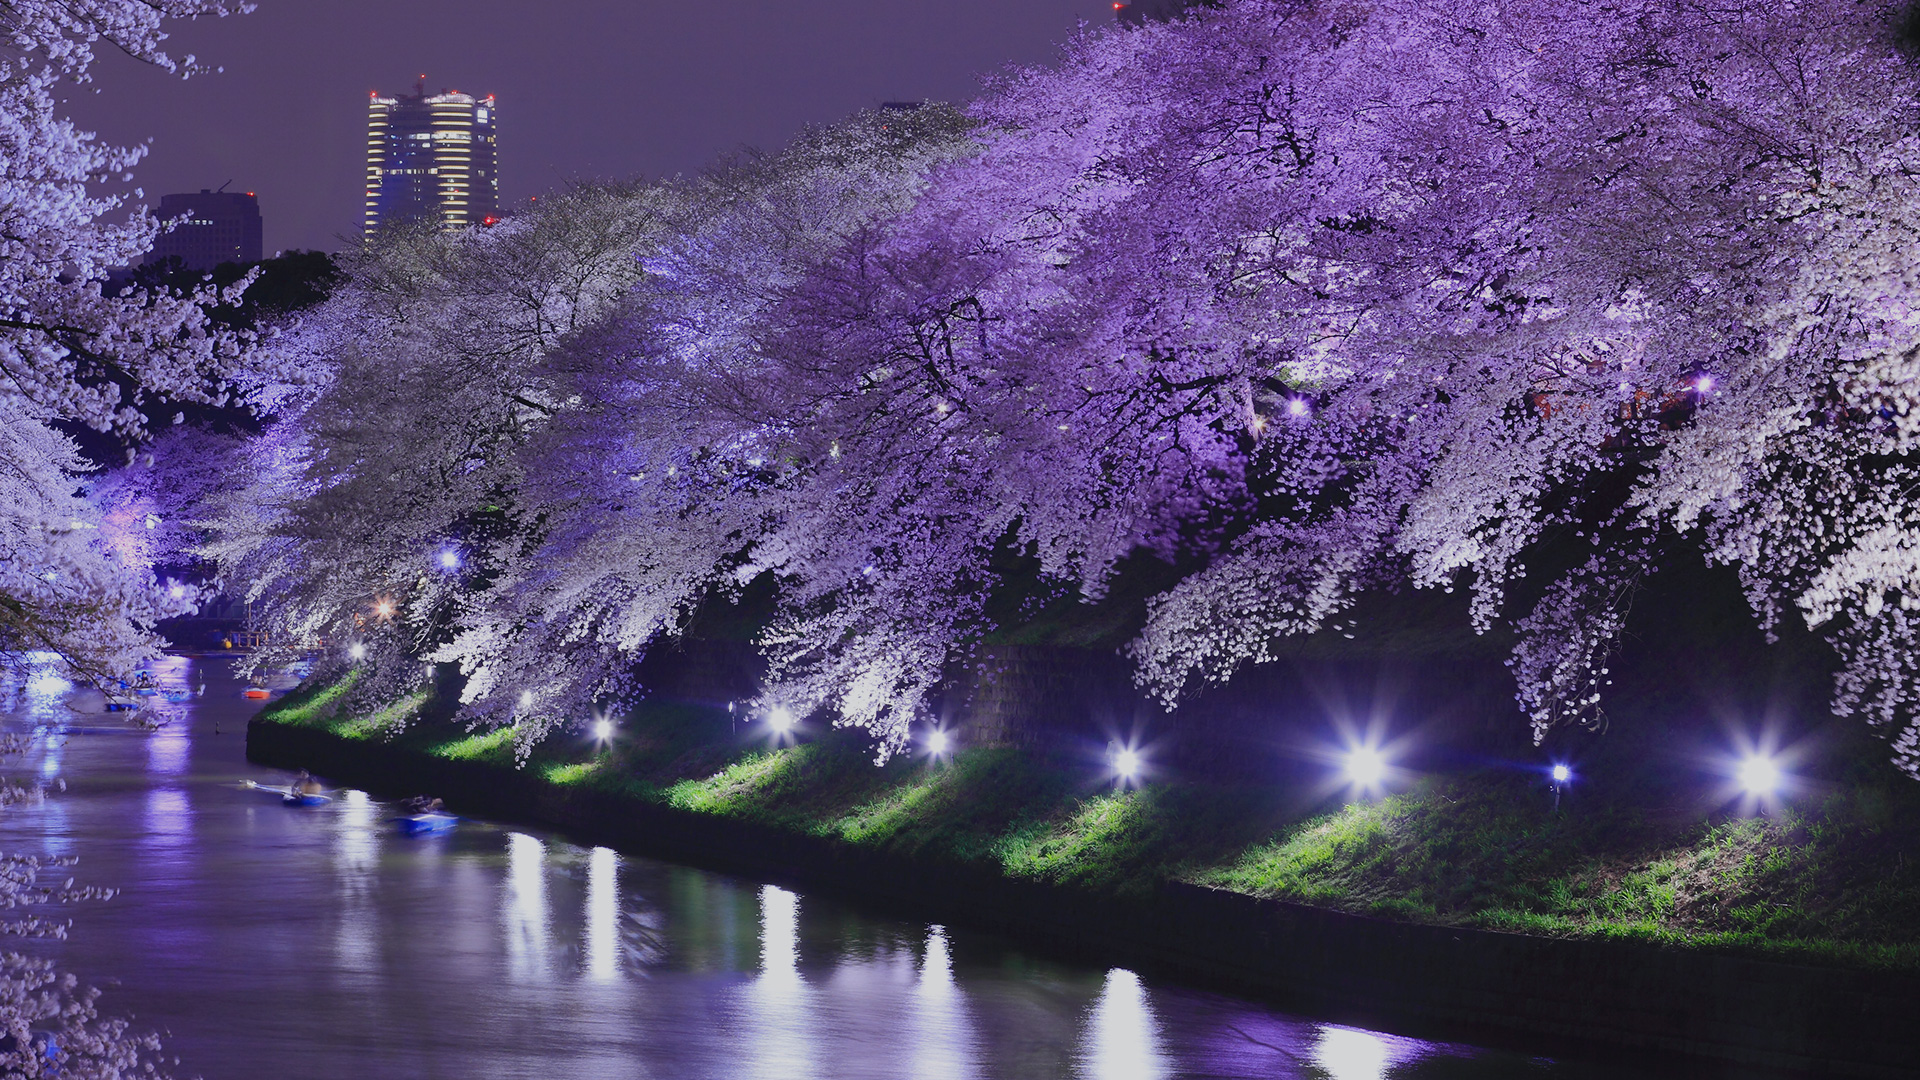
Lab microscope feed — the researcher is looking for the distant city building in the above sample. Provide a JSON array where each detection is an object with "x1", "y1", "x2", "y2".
[
  {"x1": 364, "y1": 86, "x2": 498, "y2": 238},
  {"x1": 144, "y1": 189, "x2": 262, "y2": 270}
]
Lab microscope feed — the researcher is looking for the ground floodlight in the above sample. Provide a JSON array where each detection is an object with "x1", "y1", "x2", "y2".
[
  {"x1": 168, "y1": 583, "x2": 187, "y2": 600},
  {"x1": 374, "y1": 598, "x2": 396, "y2": 618},
  {"x1": 1737, "y1": 753, "x2": 1782, "y2": 797},
  {"x1": 348, "y1": 642, "x2": 367, "y2": 661},
  {"x1": 1115, "y1": 748, "x2": 1141, "y2": 779},
  {"x1": 1286, "y1": 397, "x2": 1311, "y2": 418},
  {"x1": 1551, "y1": 764, "x2": 1571, "y2": 784},
  {"x1": 438, "y1": 548, "x2": 461, "y2": 570},
  {"x1": 593, "y1": 718, "x2": 613, "y2": 741},
  {"x1": 928, "y1": 729, "x2": 950, "y2": 756},
  {"x1": 1693, "y1": 373, "x2": 1715, "y2": 394},
  {"x1": 769, "y1": 706, "x2": 795, "y2": 733},
  {"x1": 1344, "y1": 745, "x2": 1386, "y2": 788}
]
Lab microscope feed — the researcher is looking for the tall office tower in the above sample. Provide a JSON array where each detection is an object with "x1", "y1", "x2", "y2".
[
  {"x1": 364, "y1": 86, "x2": 498, "y2": 238},
  {"x1": 144, "y1": 189, "x2": 263, "y2": 270}
]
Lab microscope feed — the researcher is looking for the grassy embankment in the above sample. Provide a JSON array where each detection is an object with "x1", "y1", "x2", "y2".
[{"x1": 261, "y1": 667, "x2": 1920, "y2": 973}]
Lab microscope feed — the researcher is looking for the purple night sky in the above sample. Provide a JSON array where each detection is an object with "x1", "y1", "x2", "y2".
[{"x1": 63, "y1": 0, "x2": 1117, "y2": 255}]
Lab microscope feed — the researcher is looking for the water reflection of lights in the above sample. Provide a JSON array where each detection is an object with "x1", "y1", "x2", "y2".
[
  {"x1": 745, "y1": 884, "x2": 813, "y2": 1080},
  {"x1": 585, "y1": 846, "x2": 619, "y2": 980},
  {"x1": 911, "y1": 924, "x2": 979, "y2": 1080},
  {"x1": 25, "y1": 670, "x2": 72, "y2": 698},
  {"x1": 147, "y1": 720, "x2": 189, "y2": 775},
  {"x1": 337, "y1": 790, "x2": 377, "y2": 877},
  {"x1": 503, "y1": 832, "x2": 551, "y2": 979},
  {"x1": 1313, "y1": 1026, "x2": 1393, "y2": 1080},
  {"x1": 334, "y1": 790, "x2": 378, "y2": 973},
  {"x1": 142, "y1": 788, "x2": 191, "y2": 849},
  {"x1": 760, "y1": 884, "x2": 800, "y2": 983},
  {"x1": 1078, "y1": 968, "x2": 1170, "y2": 1079}
]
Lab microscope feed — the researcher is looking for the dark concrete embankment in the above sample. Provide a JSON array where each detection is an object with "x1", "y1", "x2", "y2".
[{"x1": 249, "y1": 717, "x2": 1920, "y2": 1078}]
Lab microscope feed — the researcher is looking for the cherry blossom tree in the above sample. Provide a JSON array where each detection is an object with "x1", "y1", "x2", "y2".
[
  {"x1": 223, "y1": 0, "x2": 1920, "y2": 777},
  {"x1": 0, "y1": 0, "x2": 252, "y2": 690}
]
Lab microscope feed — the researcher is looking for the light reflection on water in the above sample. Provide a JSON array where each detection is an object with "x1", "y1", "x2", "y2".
[
  {"x1": 1080, "y1": 967, "x2": 1172, "y2": 1079},
  {"x1": 743, "y1": 884, "x2": 814, "y2": 1080},
  {"x1": 333, "y1": 789, "x2": 378, "y2": 975},
  {"x1": 584, "y1": 845, "x2": 618, "y2": 980},
  {"x1": 911, "y1": 925, "x2": 980, "y2": 1080},
  {"x1": 504, "y1": 831, "x2": 552, "y2": 980},
  {"x1": 0, "y1": 660, "x2": 1644, "y2": 1079}
]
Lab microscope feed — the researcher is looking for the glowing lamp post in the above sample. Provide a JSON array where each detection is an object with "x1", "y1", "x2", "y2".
[
  {"x1": 1114, "y1": 747, "x2": 1141, "y2": 784},
  {"x1": 927, "y1": 728, "x2": 950, "y2": 757},
  {"x1": 1549, "y1": 762, "x2": 1571, "y2": 811},
  {"x1": 592, "y1": 717, "x2": 614, "y2": 742},
  {"x1": 768, "y1": 706, "x2": 795, "y2": 734}
]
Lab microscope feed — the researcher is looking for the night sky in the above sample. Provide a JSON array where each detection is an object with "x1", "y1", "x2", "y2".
[{"x1": 63, "y1": 0, "x2": 1118, "y2": 255}]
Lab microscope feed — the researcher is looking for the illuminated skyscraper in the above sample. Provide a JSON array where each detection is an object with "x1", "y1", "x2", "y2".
[{"x1": 364, "y1": 86, "x2": 498, "y2": 238}]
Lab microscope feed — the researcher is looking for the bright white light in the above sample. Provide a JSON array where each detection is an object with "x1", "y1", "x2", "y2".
[
  {"x1": 26, "y1": 671, "x2": 72, "y2": 697},
  {"x1": 1314, "y1": 1026, "x2": 1391, "y2": 1080},
  {"x1": 1344, "y1": 746, "x2": 1386, "y2": 788},
  {"x1": 1693, "y1": 373, "x2": 1715, "y2": 394},
  {"x1": 348, "y1": 642, "x2": 367, "y2": 660},
  {"x1": 1551, "y1": 764, "x2": 1571, "y2": 784},
  {"x1": 168, "y1": 583, "x2": 187, "y2": 600},
  {"x1": 769, "y1": 706, "x2": 795, "y2": 733},
  {"x1": 593, "y1": 718, "x2": 613, "y2": 741},
  {"x1": 585, "y1": 846, "x2": 618, "y2": 980},
  {"x1": 928, "y1": 729, "x2": 950, "y2": 755},
  {"x1": 374, "y1": 599, "x2": 395, "y2": 618},
  {"x1": 1287, "y1": 397, "x2": 1311, "y2": 418},
  {"x1": 518, "y1": 689, "x2": 533, "y2": 709},
  {"x1": 437, "y1": 549, "x2": 461, "y2": 569},
  {"x1": 1116, "y1": 748, "x2": 1141, "y2": 778},
  {"x1": 1738, "y1": 754, "x2": 1782, "y2": 796},
  {"x1": 1078, "y1": 968, "x2": 1169, "y2": 1079}
]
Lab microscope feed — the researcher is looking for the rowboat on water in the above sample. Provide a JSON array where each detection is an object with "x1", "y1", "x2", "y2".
[
  {"x1": 244, "y1": 780, "x2": 332, "y2": 806},
  {"x1": 393, "y1": 812, "x2": 458, "y2": 835}
]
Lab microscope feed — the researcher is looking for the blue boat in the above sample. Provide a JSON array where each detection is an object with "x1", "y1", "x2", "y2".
[{"x1": 393, "y1": 812, "x2": 458, "y2": 835}]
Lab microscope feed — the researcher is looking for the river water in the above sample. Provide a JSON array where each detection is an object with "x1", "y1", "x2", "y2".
[{"x1": 0, "y1": 655, "x2": 1649, "y2": 1079}]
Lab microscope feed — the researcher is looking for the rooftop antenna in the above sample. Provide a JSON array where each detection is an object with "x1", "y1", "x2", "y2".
[{"x1": 215, "y1": 179, "x2": 232, "y2": 193}]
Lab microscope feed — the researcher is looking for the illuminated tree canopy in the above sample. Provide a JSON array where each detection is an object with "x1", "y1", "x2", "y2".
[{"x1": 217, "y1": 0, "x2": 1920, "y2": 775}]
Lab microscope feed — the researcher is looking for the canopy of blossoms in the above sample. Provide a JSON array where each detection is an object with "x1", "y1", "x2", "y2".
[{"x1": 218, "y1": 0, "x2": 1920, "y2": 776}]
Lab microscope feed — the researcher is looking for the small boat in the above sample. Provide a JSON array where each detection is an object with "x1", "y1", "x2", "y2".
[
  {"x1": 393, "y1": 812, "x2": 458, "y2": 835},
  {"x1": 242, "y1": 687, "x2": 272, "y2": 700},
  {"x1": 245, "y1": 780, "x2": 331, "y2": 806}
]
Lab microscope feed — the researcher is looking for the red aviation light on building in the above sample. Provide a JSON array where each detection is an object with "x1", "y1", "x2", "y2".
[{"x1": 481, "y1": 215, "x2": 500, "y2": 227}]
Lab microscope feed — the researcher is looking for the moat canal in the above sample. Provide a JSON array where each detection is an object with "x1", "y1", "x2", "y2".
[{"x1": 0, "y1": 656, "x2": 1655, "y2": 1078}]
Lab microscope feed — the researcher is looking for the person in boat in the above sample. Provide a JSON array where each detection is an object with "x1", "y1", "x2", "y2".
[
  {"x1": 401, "y1": 795, "x2": 445, "y2": 815},
  {"x1": 290, "y1": 770, "x2": 324, "y2": 796}
]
